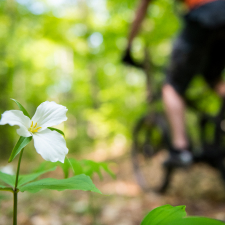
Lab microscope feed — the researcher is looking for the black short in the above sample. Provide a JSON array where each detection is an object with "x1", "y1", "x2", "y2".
[{"x1": 165, "y1": 0, "x2": 225, "y2": 96}]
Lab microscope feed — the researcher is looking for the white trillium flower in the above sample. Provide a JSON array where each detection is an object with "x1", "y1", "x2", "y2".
[{"x1": 0, "y1": 101, "x2": 69, "y2": 163}]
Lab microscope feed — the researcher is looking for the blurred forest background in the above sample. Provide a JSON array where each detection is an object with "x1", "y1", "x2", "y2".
[
  {"x1": 0, "y1": 0, "x2": 222, "y2": 161},
  {"x1": 0, "y1": 0, "x2": 181, "y2": 160},
  {"x1": 1, "y1": 0, "x2": 225, "y2": 224}
]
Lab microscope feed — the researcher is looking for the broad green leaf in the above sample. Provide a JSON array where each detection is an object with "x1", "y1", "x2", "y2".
[
  {"x1": 48, "y1": 127, "x2": 65, "y2": 137},
  {"x1": 141, "y1": 205, "x2": 186, "y2": 225},
  {"x1": 11, "y1": 99, "x2": 30, "y2": 119},
  {"x1": 9, "y1": 136, "x2": 32, "y2": 162},
  {"x1": 19, "y1": 174, "x2": 101, "y2": 194},
  {"x1": 18, "y1": 166, "x2": 57, "y2": 186},
  {"x1": 0, "y1": 184, "x2": 7, "y2": 188},
  {"x1": 170, "y1": 217, "x2": 225, "y2": 225},
  {"x1": 0, "y1": 172, "x2": 15, "y2": 187}
]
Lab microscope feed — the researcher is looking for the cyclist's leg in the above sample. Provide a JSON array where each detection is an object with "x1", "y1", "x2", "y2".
[
  {"x1": 162, "y1": 84, "x2": 187, "y2": 149},
  {"x1": 163, "y1": 20, "x2": 210, "y2": 165},
  {"x1": 162, "y1": 88, "x2": 194, "y2": 166}
]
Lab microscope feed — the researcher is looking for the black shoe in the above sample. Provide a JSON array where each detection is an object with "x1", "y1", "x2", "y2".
[{"x1": 164, "y1": 149, "x2": 193, "y2": 168}]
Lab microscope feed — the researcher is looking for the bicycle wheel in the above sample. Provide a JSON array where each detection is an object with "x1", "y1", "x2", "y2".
[
  {"x1": 198, "y1": 112, "x2": 225, "y2": 185},
  {"x1": 131, "y1": 113, "x2": 174, "y2": 192}
]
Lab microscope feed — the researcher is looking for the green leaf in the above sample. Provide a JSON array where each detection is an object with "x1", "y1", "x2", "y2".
[
  {"x1": 69, "y1": 159, "x2": 115, "y2": 179},
  {"x1": 0, "y1": 186, "x2": 14, "y2": 192},
  {"x1": 11, "y1": 99, "x2": 30, "y2": 119},
  {"x1": 40, "y1": 158, "x2": 115, "y2": 180},
  {"x1": 57, "y1": 158, "x2": 71, "y2": 178},
  {"x1": 39, "y1": 158, "x2": 74, "y2": 179},
  {"x1": 99, "y1": 162, "x2": 116, "y2": 179},
  {"x1": 141, "y1": 205, "x2": 186, "y2": 225},
  {"x1": 69, "y1": 158, "x2": 84, "y2": 175},
  {"x1": 18, "y1": 166, "x2": 57, "y2": 186},
  {"x1": 9, "y1": 136, "x2": 32, "y2": 162},
  {"x1": 48, "y1": 127, "x2": 65, "y2": 137},
  {"x1": 0, "y1": 172, "x2": 15, "y2": 187},
  {"x1": 82, "y1": 160, "x2": 102, "y2": 178},
  {"x1": 19, "y1": 174, "x2": 101, "y2": 194},
  {"x1": 170, "y1": 217, "x2": 225, "y2": 225}
]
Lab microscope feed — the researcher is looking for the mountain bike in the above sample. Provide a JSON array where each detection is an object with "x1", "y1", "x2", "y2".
[{"x1": 123, "y1": 49, "x2": 225, "y2": 193}]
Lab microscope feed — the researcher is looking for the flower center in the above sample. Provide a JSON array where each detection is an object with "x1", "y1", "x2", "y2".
[{"x1": 29, "y1": 121, "x2": 42, "y2": 133}]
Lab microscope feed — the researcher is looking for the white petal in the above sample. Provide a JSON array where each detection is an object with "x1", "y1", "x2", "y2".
[
  {"x1": 31, "y1": 101, "x2": 67, "y2": 131},
  {"x1": 33, "y1": 129, "x2": 68, "y2": 163},
  {"x1": 0, "y1": 110, "x2": 31, "y2": 137}
]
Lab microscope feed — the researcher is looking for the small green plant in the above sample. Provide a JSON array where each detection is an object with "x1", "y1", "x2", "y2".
[
  {"x1": 141, "y1": 204, "x2": 225, "y2": 225},
  {"x1": 0, "y1": 99, "x2": 101, "y2": 225}
]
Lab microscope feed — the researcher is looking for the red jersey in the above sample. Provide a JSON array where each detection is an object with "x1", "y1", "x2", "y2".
[{"x1": 185, "y1": 0, "x2": 218, "y2": 9}]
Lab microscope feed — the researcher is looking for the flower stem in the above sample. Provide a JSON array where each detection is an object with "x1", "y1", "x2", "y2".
[
  {"x1": 13, "y1": 191, "x2": 18, "y2": 225},
  {"x1": 13, "y1": 148, "x2": 24, "y2": 225}
]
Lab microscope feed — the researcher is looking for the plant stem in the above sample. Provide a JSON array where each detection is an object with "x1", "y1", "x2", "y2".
[
  {"x1": 15, "y1": 149, "x2": 24, "y2": 189},
  {"x1": 13, "y1": 191, "x2": 17, "y2": 225},
  {"x1": 13, "y1": 148, "x2": 24, "y2": 225}
]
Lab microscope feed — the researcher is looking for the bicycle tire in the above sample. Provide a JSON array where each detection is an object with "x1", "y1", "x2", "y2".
[
  {"x1": 197, "y1": 112, "x2": 225, "y2": 185},
  {"x1": 131, "y1": 113, "x2": 174, "y2": 192}
]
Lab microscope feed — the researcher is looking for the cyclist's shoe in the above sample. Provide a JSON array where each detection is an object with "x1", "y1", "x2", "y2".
[{"x1": 164, "y1": 149, "x2": 193, "y2": 168}]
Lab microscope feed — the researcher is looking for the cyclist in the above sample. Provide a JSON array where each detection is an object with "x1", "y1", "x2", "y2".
[{"x1": 123, "y1": 0, "x2": 225, "y2": 166}]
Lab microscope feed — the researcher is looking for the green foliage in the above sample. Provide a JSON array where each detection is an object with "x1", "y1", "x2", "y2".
[
  {"x1": 11, "y1": 99, "x2": 31, "y2": 119},
  {"x1": 170, "y1": 217, "x2": 225, "y2": 225},
  {"x1": 58, "y1": 157, "x2": 72, "y2": 178},
  {"x1": 141, "y1": 205, "x2": 225, "y2": 225},
  {"x1": 0, "y1": 166, "x2": 56, "y2": 187},
  {"x1": 47, "y1": 127, "x2": 65, "y2": 137},
  {"x1": 61, "y1": 158, "x2": 115, "y2": 179},
  {"x1": 141, "y1": 205, "x2": 186, "y2": 225},
  {"x1": 0, "y1": 171, "x2": 15, "y2": 187},
  {"x1": 70, "y1": 159, "x2": 116, "y2": 179},
  {"x1": 0, "y1": 166, "x2": 101, "y2": 194},
  {"x1": 18, "y1": 167, "x2": 57, "y2": 186},
  {"x1": 8, "y1": 136, "x2": 32, "y2": 163},
  {"x1": 0, "y1": 168, "x2": 101, "y2": 194},
  {"x1": 38, "y1": 158, "x2": 115, "y2": 179},
  {"x1": 18, "y1": 174, "x2": 101, "y2": 194}
]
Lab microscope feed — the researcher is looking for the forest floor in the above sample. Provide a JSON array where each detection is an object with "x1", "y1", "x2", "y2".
[{"x1": 1, "y1": 150, "x2": 225, "y2": 225}]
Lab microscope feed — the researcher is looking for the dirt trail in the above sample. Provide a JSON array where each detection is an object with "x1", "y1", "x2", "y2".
[{"x1": 1, "y1": 154, "x2": 225, "y2": 225}]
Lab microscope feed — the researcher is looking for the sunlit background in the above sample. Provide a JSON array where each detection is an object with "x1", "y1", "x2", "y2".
[
  {"x1": 0, "y1": 0, "x2": 182, "y2": 160},
  {"x1": 0, "y1": 0, "x2": 225, "y2": 224}
]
